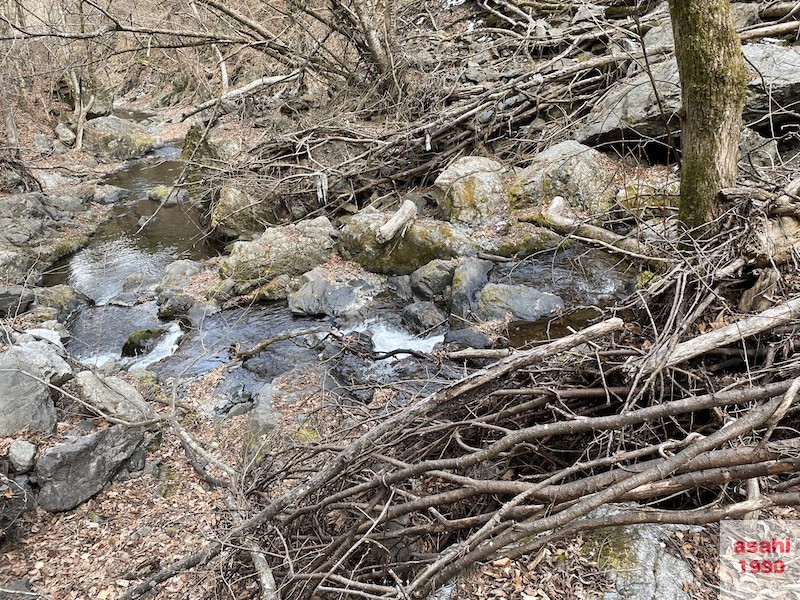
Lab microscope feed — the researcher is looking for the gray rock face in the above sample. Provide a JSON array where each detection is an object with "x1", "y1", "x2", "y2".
[
  {"x1": 220, "y1": 217, "x2": 337, "y2": 294},
  {"x1": 36, "y1": 424, "x2": 145, "y2": 512},
  {"x1": 517, "y1": 141, "x2": 615, "y2": 216},
  {"x1": 83, "y1": 115, "x2": 156, "y2": 160},
  {"x1": 402, "y1": 301, "x2": 446, "y2": 333},
  {"x1": 0, "y1": 340, "x2": 72, "y2": 436},
  {"x1": 449, "y1": 258, "x2": 493, "y2": 319},
  {"x1": 475, "y1": 283, "x2": 564, "y2": 322},
  {"x1": 411, "y1": 259, "x2": 457, "y2": 299},
  {"x1": 596, "y1": 523, "x2": 695, "y2": 600},
  {"x1": 0, "y1": 285, "x2": 35, "y2": 316},
  {"x1": 0, "y1": 193, "x2": 96, "y2": 284},
  {"x1": 74, "y1": 371, "x2": 157, "y2": 423},
  {"x1": 9, "y1": 440, "x2": 37, "y2": 473},
  {"x1": 580, "y1": 44, "x2": 800, "y2": 145},
  {"x1": 289, "y1": 268, "x2": 385, "y2": 317},
  {"x1": 739, "y1": 129, "x2": 780, "y2": 170},
  {"x1": 433, "y1": 156, "x2": 511, "y2": 225}
]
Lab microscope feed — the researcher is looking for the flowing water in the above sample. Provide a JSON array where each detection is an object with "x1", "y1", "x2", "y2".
[{"x1": 41, "y1": 133, "x2": 634, "y2": 398}]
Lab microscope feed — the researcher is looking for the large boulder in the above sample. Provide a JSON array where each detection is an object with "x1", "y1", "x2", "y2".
[
  {"x1": 475, "y1": 283, "x2": 564, "y2": 322},
  {"x1": 211, "y1": 185, "x2": 266, "y2": 238},
  {"x1": 402, "y1": 301, "x2": 447, "y2": 333},
  {"x1": 36, "y1": 425, "x2": 145, "y2": 512},
  {"x1": 0, "y1": 341, "x2": 73, "y2": 436},
  {"x1": 220, "y1": 217, "x2": 337, "y2": 294},
  {"x1": 338, "y1": 207, "x2": 477, "y2": 275},
  {"x1": 516, "y1": 141, "x2": 616, "y2": 216},
  {"x1": 579, "y1": 44, "x2": 800, "y2": 145},
  {"x1": 74, "y1": 371, "x2": 158, "y2": 423},
  {"x1": 433, "y1": 156, "x2": 511, "y2": 226},
  {"x1": 83, "y1": 115, "x2": 156, "y2": 160}
]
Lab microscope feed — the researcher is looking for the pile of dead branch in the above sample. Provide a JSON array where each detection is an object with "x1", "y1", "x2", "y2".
[
  {"x1": 124, "y1": 203, "x2": 800, "y2": 599},
  {"x1": 184, "y1": 0, "x2": 800, "y2": 219}
]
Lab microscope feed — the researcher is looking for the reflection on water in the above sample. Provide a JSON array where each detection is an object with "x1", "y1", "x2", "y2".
[
  {"x1": 66, "y1": 238, "x2": 174, "y2": 304},
  {"x1": 40, "y1": 151, "x2": 217, "y2": 303}
]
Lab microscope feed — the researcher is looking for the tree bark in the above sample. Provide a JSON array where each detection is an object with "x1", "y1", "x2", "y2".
[{"x1": 669, "y1": 0, "x2": 747, "y2": 229}]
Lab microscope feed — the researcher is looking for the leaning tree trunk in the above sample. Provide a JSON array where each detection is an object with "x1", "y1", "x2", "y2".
[{"x1": 669, "y1": 0, "x2": 747, "y2": 229}]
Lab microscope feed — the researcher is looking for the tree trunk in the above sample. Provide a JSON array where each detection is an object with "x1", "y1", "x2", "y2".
[{"x1": 669, "y1": 0, "x2": 747, "y2": 229}]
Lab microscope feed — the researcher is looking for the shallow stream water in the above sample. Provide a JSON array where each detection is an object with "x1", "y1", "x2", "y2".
[{"x1": 41, "y1": 134, "x2": 633, "y2": 399}]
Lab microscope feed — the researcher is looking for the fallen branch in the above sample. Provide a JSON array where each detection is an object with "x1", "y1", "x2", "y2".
[
  {"x1": 630, "y1": 295, "x2": 800, "y2": 375},
  {"x1": 173, "y1": 70, "x2": 301, "y2": 122},
  {"x1": 124, "y1": 318, "x2": 623, "y2": 598},
  {"x1": 376, "y1": 199, "x2": 417, "y2": 243}
]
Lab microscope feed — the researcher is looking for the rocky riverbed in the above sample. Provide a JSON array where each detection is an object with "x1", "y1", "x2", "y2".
[{"x1": 3, "y1": 29, "x2": 800, "y2": 594}]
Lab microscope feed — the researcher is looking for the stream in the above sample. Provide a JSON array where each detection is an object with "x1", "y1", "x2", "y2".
[{"x1": 40, "y1": 134, "x2": 634, "y2": 412}]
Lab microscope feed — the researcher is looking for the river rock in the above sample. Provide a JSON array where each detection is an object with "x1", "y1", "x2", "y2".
[
  {"x1": 220, "y1": 217, "x2": 337, "y2": 294},
  {"x1": 289, "y1": 268, "x2": 384, "y2": 318},
  {"x1": 24, "y1": 328, "x2": 65, "y2": 350},
  {"x1": 433, "y1": 156, "x2": 511, "y2": 226},
  {"x1": 516, "y1": 141, "x2": 615, "y2": 216},
  {"x1": 83, "y1": 115, "x2": 156, "y2": 160},
  {"x1": 55, "y1": 122, "x2": 76, "y2": 146},
  {"x1": 212, "y1": 185, "x2": 264, "y2": 237},
  {"x1": 444, "y1": 327, "x2": 492, "y2": 349},
  {"x1": 0, "y1": 341, "x2": 72, "y2": 436},
  {"x1": 74, "y1": 371, "x2": 157, "y2": 423},
  {"x1": 410, "y1": 259, "x2": 456, "y2": 299},
  {"x1": 338, "y1": 207, "x2": 477, "y2": 275},
  {"x1": 248, "y1": 383, "x2": 282, "y2": 438},
  {"x1": 449, "y1": 257, "x2": 493, "y2": 319},
  {"x1": 122, "y1": 328, "x2": 167, "y2": 357},
  {"x1": 94, "y1": 184, "x2": 131, "y2": 204},
  {"x1": 9, "y1": 440, "x2": 37, "y2": 473},
  {"x1": 402, "y1": 301, "x2": 446, "y2": 333},
  {"x1": 33, "y1": 284, "x2": 91, "y2": 322},
  {"x1": 580, "y1": 44, "x2": 800, "y2": 146},
  {"x1": 475, "y1": 283, "x2": 564, "y2": 322},
  {"x1": 36, "y1": 424, "x2": 145, "y2": 512},
  {"x1": 482, "y1": 221, "x2": 565, "y2": 257},
  {"x1": 0, "y1": 285, "x2": 35, "y2": 316}
]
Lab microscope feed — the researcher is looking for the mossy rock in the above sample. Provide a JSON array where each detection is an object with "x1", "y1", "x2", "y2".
[
  {"x1": 83, "y1": 116, "x2": 156, "y2": 160},
  {"x1": 219, "y1": 217, "x2": 336, "y2": 294},
  {"x1": 338, "y1": 208, "x2": 477, "y2": 275},
  {"x1": 122, "y1": 328, "x2": 167, "y2": 357},
  {"x1": 482, "y1": 221, "x2": 565, "y2": 257}
]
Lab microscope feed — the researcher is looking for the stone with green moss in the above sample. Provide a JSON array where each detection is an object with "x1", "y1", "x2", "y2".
[
  {"x1": 433, "y1": 156, "x2": 511, "y2": 226},
  {"x1": 482, "y1": 221, "x2": 565, "y2": 257},
  {"x1": 122, "y1": 328, "x2": 167, "y2": 357},
  {"x1": 212, "y1": 185, "x2": 268, "y2": 238},
  {"x1": 220, "y1": 217, "x2": 336, "y2": 294},
  {"x1": 338, "y1": 207, "x2": 477, "y2": 275},
  {"x1": 83, "y1": 116, "x2": 156, "y2": 160}
]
